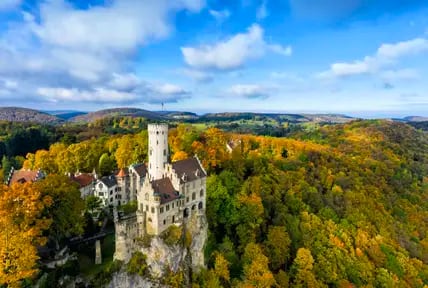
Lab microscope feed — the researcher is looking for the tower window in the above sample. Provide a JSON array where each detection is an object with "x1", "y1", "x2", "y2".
[{"x1": 166, "y1": 204, "x2": 170, "y2": 211}]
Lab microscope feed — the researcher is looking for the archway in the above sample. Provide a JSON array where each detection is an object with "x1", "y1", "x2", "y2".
[{"x1": 183, "y1": 208, "x2": 189, "y2": 218}]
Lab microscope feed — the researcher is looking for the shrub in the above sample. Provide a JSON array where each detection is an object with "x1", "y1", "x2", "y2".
[
  {"x1": 126, "y1": 252, "x2": 148, "y2": 277},
  {"x1": 161, "y1": 225, "x2": 182, "y2": 246}
]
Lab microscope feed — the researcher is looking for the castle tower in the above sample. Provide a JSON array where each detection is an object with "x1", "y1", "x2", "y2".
[{"x1": 148, "y1": 123, "x2": 168, "y2": 181}]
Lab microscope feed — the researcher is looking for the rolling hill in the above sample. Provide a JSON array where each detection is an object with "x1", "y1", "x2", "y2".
[
  {"x1": 68, "y1": 108, "x2": 166, "y2": 123},
  {"x1": 0, "y1": 107, "x2": 63, "y2": 124}
]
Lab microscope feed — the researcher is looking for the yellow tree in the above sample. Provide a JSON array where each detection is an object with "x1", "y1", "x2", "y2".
[
  {"x1": 240, "y1": 243, "x2": 276, "y2": 288},
  {"x1": 0, "y1": 183, "x2": 52, "y2": 286},
  {"x1": 291, "y1": 248, "x2": 323, "y2": 288},
  {"x1": 214, "y1": 253, "x2": 230, "y2": 283}
]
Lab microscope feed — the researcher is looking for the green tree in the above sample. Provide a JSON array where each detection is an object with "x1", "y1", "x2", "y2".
[
  {"x1": 264, "y1": 226, "x2": 291, "y2": 271},
  {"x1": 35, "y1": 175, "x2": 85, "y2": 250}
]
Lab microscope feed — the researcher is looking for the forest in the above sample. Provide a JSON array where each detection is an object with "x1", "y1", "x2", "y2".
[{"x1": 0, "y1": 118, "x2": 427, "y2": 287}]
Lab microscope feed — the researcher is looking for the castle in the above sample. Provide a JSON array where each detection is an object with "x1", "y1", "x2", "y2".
[{"x1": 114, "y1": 123, "x2": 207, "y2": 261}]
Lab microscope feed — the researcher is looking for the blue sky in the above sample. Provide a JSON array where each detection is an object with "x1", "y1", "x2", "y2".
[{"x1": 0, "y1": 0, "x2": 427, "y2": 117}]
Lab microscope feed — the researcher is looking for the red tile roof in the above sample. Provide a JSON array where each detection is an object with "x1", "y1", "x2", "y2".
[
  {"x1": 117, "y1": 168, "x2": 127, "y2": 178},
  {"x1": 9, "y1": 170, "x2": 42, "y2": 185},
  {"x1": 71, "y1": 173, "x2": 95, "y2": 188}
]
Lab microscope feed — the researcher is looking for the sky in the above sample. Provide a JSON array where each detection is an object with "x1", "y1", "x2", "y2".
[{"x1": 0, "y1": 0, "x2": 427, "y2": 117}]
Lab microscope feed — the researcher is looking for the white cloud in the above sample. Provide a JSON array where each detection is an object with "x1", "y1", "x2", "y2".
[
  {"x1": 37, "y1": 87, "x2": 137, "y2": 103},
  {"x1": 229, "y1": 84, "x2": 270, "y2": 99},
  {"x1": 268, "y1": 44, "x2": 292, "y2": 56},
  {"x1": 256, "y1": 0, "x2": 268, "y2": 20},
  {"x1": 0, "y1": 0, "x2": 203, "y2": 105},
  {"x1": 181, "y1": 24, "x2": 291, "y2": 70},
  {"x1": 320, "y1": 37, "x2": 428, "y2": 78},
  {"x1": 0, "y1": 0, "x2": 21, "y2": 11},
  {"x1": 209, "y1": 9, "x2": 231, "y2": 23},
  {"x1": 153, "y1": 83, "x2": 189, "y2": 95}
]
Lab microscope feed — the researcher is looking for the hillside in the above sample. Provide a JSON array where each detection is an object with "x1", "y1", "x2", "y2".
[
  {"x1": 3, "y1": 120, "x2": 428, "y2": 287},
  {"x1": 0, "y1": 107, "x2": 62, "y2": 124},
  {"x1": 198, "y1": 112, "x2": 356, "y2": 123},
  {"x1": 44, "y1": 110, "x2": 88, "y2": 120},
  {"x1": 69, "y1": 108, "x2": 166, "y2": 123}
]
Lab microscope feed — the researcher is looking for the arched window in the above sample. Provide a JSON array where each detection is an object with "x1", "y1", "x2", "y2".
[
  {"x1": 192, "y1": 204, "x2": 196, "y2": 211},
  {"x1": 192, "y1": 192, "x2": 196, "y2": 200},
  {"x1": 198, "y1": 202, "x2": 203, "y2": 210},
  {"x1": 200, "y1": 189, "x2": 204, "y2": 197},
  {"x1": 183, "y1": 208, "x2": 189, "y2": 218}
]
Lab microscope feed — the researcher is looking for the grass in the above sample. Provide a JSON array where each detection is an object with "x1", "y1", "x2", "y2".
[{"x1": 77, "y1": 234, "x2": 115, "y2": 277}]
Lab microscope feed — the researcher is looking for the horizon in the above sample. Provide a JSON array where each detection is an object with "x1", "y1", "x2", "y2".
[
  {"x1": 0, "y1": 1, "x2": 427, "y2": 115},
  {"x1": 1, "y1": 105, "x2": 427, "y2": 120}
]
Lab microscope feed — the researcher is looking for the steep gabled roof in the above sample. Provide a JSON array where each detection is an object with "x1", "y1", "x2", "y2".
[
  {"x1": 131, "y1": 163, "x2": 147, "y2": 177},
  {"x1": 70, "y1": 173, "x2": 95, "y2": 188},
  {"x1": 99, "y1": 176, "x2": 117, "y2": 188},
  {"x1": 8, "y1": 169, "x2": 44, "y2": 185},
  {"x1": 151, "y1": 177, "x2": 180, "y2": 204},
  {"x1": 172, "y1": 157, "x2": 206, "y2": 183}
]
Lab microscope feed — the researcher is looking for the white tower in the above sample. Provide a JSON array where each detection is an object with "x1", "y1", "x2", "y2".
[{"x1": 148, "y1": 123, "x2": 168, "y2": 180}]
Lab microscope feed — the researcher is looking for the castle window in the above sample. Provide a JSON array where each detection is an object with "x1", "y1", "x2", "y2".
[
  {"x1": 172, "y1": 202, "x2": 174, "y2": 209},
  {"x1": 99, "y1": 192, "x2": 103, "y2": 197},
  {"x1": 172, "y1": 216, "x2": 175, "y2": 223},
  {"x1": 166, "y1": 204, "x2": 170, "y2": 211},
  {"x1": 199, "y1": 202, "x2": 203, "y2": 210},
  {"x1": 192, "y1": 204, "x2": 196, "y2": 211},
  {"x1": 163, "y1": 219, "x2": 166, "y2": 225},
  {"x1": 118, "y1": 201, "x2": 121, "y2": 206},
  {"x1": 200, "y1": 189, "x2": 204, "y2": 197},
  {"x1": 151, "y1": 207, "x2": 155, "y2": 213},
  {"x1": 192, "y1": 192, "x2": 196, "y2": 200},
  {"x1": 110, "y1": 197, "x2": 113, "y2": 202},
  {"x1": 186, "y1": 197, "x2": 189, "y2": 203},
  {"x1": 160, "y1": 207, "x2": 164, "y2": 213},
  {"x1": 110, "y1": 190, "x2": 113, "y2": 195}
]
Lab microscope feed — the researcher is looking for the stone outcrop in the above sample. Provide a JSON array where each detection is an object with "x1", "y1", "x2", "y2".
[{"x1": 140, "y1": 213, "x2": 207, "y2": 278}]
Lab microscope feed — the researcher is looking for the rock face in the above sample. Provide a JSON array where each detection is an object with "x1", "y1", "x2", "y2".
[
  {"x1": 141, "y1": 213, "x2": 208, "y2": 277},
  {"x1": 108, "y1": 213, "x2": 207, "y2": 287},
  {"x1": 108, "y1": 274, "x2": 162, "y2": 288}
]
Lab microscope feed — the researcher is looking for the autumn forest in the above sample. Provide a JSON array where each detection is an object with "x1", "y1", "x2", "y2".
[{"x1": 1, "y1": 118, "x2": 428, "y2": 287}]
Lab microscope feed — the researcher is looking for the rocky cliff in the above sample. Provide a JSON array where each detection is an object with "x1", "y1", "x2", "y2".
[{"x1": 108, "y1": 213, "x2": 207, "y2": 287}]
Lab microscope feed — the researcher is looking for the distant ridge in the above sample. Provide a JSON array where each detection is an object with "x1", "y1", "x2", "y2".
[
  {"x1": 44, "y1": 110, "x2": 88, "y2": 120},
  {"x1": 403, "y1": 116, "x2": 428, "y2": 122},
  {"x1": 199, "y1": 112, "x2": 356, "y2": 124},
  {"x1": 0, "y1": 107, "x2": 62, "y2": 124},
  {"x1": 69, "y1": 107, "x2": 166, "y2": 123}
]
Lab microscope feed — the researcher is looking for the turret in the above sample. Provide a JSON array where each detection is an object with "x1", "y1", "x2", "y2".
[{"x1": 148, "y1": 123, "x2": 169, "y2": 181}]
